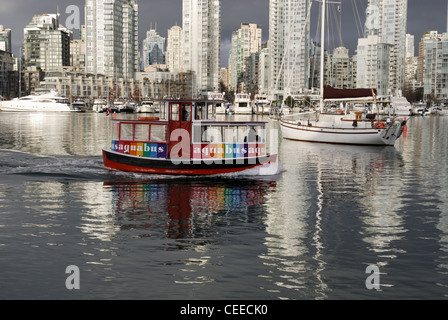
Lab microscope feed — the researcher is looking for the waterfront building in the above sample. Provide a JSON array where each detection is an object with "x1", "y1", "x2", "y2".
[
  {"x1": 423, "y1": 32, "x2": 448, "y2": 100},
  {"x1": 182, "y1": 0, "x2": 221, "y2": 95},
  {"x1": 219, "y1": 67, "x2": 228, "y2": 88},
  {"x1": 328, "y1": 46, "x2": 356, "y2": 89},
  {"x1": 228, "y1": 23, "x2": 262, "y2": 92},
  {"x1": 85, "y1": 0, "x2": 139, "y2": 80},
  {"x1": 135, "y1": 70, "x2": 195, "y2": 99},
  {"x1": 0, "y1": 25, "x2": 12, "y2": 53},
  {"x1": 406, "y1": 34, "x2": 415, "y2": 58},
  {"x1": 258, "y1": 45, "x2": 270, "y2": 94},
  {"x1": 417, "y1": 31, "x2": 441, "y2": 85},
  {"x1": 242, "y1": 52, "x2": 261, "y2": 95},
  {"x1": 269, "y1": 0, "x2": 310, "y2": 95},
  {"x1": 70, "y1": 38, "x2": 86, "y2": 72},
  {"x1": 166, "y1": 25, "x2": 183, "y2": 73},
  {"x1": 356, "y1": 35, "x2": 392, "y2": 96},
  {"x1": 39, "y1": 68, "x2": 109, "y2": 101},
  {"x1": 358, "y1": 0, "x2": 408, "y2": 95},
  {"x1": 0, "y1": 50, "x2": 15, "y2": 98},
  {"x1": 142, "y1": 29, "x2": 166, "y2": 69},
  {"x1": 23, "y1": 14, "x2": 71, "y2": 71}
]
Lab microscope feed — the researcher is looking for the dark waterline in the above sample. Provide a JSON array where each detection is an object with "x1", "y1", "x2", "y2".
[{"x1": 0, "y1": 112, "x2": 447, "y2": 300}]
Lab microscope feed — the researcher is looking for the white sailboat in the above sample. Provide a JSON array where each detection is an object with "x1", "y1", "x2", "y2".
[{"x1": 279, "y1": 0, "x2": 407, "y2": 146}]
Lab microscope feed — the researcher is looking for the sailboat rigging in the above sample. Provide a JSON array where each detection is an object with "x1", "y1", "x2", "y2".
[{"x1": 279, "y1": 0, "x2": 407, "y2": 146}]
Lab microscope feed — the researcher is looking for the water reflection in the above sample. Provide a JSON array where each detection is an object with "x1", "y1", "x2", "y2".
[
  {"x1": 261, "y1": 139, "x2": 407, "y2": 298},
  {"x1": 103, "y1": 178, "x2": 276, "y2": 240},
  {"x1": 0, "y1": 113, "x2": 112, "y2": 156}
]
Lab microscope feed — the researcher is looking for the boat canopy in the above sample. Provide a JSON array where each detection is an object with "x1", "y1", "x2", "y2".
[{"x1": 323, "y1": 86, "x2": 377, "y2": 100}]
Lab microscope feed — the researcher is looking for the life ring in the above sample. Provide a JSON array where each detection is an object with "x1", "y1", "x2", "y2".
[
  {"x1": 374, "y1": 121, "x2": 385, "y2": 129},
  {"x1": 138, "y1": 117, "x2": 159, "y2": 121}
]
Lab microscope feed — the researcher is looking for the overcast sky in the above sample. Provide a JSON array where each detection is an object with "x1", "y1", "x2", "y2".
[{"x1": 1, "y1": 0, "x2": 448, "y2": 66}]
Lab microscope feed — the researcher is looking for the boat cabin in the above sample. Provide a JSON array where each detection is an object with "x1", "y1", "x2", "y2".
[{"x1": 109, "y1": 99, "x2": 267, "y2": 162}]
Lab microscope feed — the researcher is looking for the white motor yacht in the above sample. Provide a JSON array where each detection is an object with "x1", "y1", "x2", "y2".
[
  {"x1": 252, "y1": 94, "x2": 271, "y2": 115},
  {"x1": 390, "y1": 95, "x2": 413, "y2": 116},
  {"x1": 93, "y1": 98, "x2": 108, "y2": 113},
  {"x1": 206, "y1": 92, "x2": 229, "y2": 114},
  {"x1": 114, "y1": 98, "x2": 136, "y2": 113},
  {"x1": 431, "y1": 105, "x2": 448, "y2": 116},
  {"x1": 72, "y1": 98, "x2": 90, "y2": 112},
  {"x1": 412, "y1": 102, "x2": 431, "y2": 116},
  {"x1": 232, "y1": 93, "x2": 252, "y2": 115},
  {"x1": 0, "y1": 91, "x2": 74, "y2": 112},
  {"x1": 136, "y1": 99, "x2": 155, "y2": 113}
]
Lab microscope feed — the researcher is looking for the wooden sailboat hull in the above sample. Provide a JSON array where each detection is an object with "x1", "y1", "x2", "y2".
[{"x1": 280, "y1": 119, "x2": 407, "y2": 146}]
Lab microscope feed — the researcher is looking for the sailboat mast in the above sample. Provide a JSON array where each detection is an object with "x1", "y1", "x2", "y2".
[{"x1": 320, "y1": 0, "x2": 326, "y2": 111}]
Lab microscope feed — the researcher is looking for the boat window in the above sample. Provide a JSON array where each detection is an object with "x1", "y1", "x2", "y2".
[
  {"x1": 237, "y1": 126, "x2": 249, "y2": 143},
  {"x1": 159, "y1": 101, "x2": 167, "y2": 120},
  {"x1": 182, "y1": 104, "x2": 192, "y2": 121},
  {"x1": 134, "y1": 124, "x2": 150, "y2": 141},
  {"x1": 224, "y1": 126, "x2": 238, "y2": 143},
  {"x1": 207, "y1": 103, "x2": 216, "y2": 120},
  {"x1": 120, "y1": 123, "x2": 134, "y2": 141},
  {"x1": 192, "y1": 125, "x2": 202, "y2": 143},
  {"x1": 150, "y1": 125, "x2": 167, "y2": 142},
  {"x1": 112, "y1": 122, "x2": 120, "y2": 141},
  {"x1": 202, "y1": 126, "x2": 223, "y2": 143},
  {"x1": 170, "y1": 103, "x2": 180, "y2": 121},
  {"x1": 245, "y1": 126, "x2": 264, "y2": 142},
  {"x1": 195, "y1": 102, "x2": 206, "y2": 120}
]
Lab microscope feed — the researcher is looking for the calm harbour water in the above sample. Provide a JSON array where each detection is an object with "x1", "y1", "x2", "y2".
[{"x1": 0, "y1": 111, "x2": 447, "y2": 300}]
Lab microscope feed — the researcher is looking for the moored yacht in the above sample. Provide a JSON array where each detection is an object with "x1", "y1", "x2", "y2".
[
  {"x1": 93, "y1": 98, "x2": 108, "y2": 113},
  {"x1": 252, "y1": 94, "x2": 271, "y2": 115},
  {"x1": 431, "y1": 104, "x2": 448, "y2": 116},
  {"x1": 280, "y1": 86, "x2": 407, "y2": 146},
  {"x1": 232, "y1": 93, "x2": 252, "y2": 115},
  {"x1": 114, "y1": 98, "x2": 136, "y2": 113},
  {"x1": 0, "y1": 91, "x2": 75, "y2": 112},
  {"x1": 390, "y1": 94, "x2": 413, "y2": 116},
  {"x1": 279, "y1": 0, "x2": 406, "y2": 147},
  {"x1": 412, "y1": 102, "x2": 430, "y2": 116},
  {"x1": 136, "y1": 98, "x2": 155, "y2": 113},
  {"x1": 72, "y1": 98, "x2": 90, "y2": 112}
]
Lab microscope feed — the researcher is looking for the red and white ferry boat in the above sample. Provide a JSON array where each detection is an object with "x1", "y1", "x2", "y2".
[{"x1": 103, "y1": 99, "x2": 277, "y2": 175}]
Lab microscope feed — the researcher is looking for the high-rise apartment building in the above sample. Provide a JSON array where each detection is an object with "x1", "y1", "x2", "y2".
[
  {"x1": 358, "y1": 0, "x2": 408, "y2": 95},
  {"x1": 356, "y1": 35, "x2": 392, "y2": 95},
  {"x1": 328, "y1": 46, "x2": 356, "y2": 89},
  {"x1": 0, "y1": 25, "x2": 12, "y2": 53},
  {"x1": 423, "y1": 32, "x2": 448, "y2": 100},
  {"x1": 142, "y1": 29, "x2": 166, "y2": 69},
  {"x1": 23, "y1": 14, "x2": 71, "y2": 71},
  {"x1": 269, "y1": 0, "x2": 310, "y2": 94},
  {"x1": 182, "y1": 0, "x2": 221, "y2": 95},
  {"x1": 417, "y1": 31, "x2": 441, "y2": 85},
  {"x1": 228, "y1": 23, "x2": 262, "y2": 91},
  {"x1": 85, "y1": 0, "x2": 139, "y2": 80},
  {"x1": 166, "y1": 25, "x2": 183, "y2": 73}
]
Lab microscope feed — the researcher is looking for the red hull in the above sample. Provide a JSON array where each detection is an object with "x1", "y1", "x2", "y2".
[{"x1": 103, "y1": 149, "x2": 277, "y2": 176}]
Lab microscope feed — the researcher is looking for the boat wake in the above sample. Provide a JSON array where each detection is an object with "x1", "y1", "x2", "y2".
[{"x1": 0, "y1": 149, "x2": 284, "y2": 182}]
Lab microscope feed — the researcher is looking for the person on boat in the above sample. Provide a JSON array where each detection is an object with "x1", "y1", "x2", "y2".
[
  {"x1": 182, "y1": 105, "x2": 191, "y2": 121},
  {"x1": 245, "y1": 126, "x2": 262, "y2": 143}
]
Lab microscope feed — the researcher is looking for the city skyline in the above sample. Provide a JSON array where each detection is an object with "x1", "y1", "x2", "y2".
[{"x1": 2, "y1": 0, "x2": 448, "y2": 67}]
